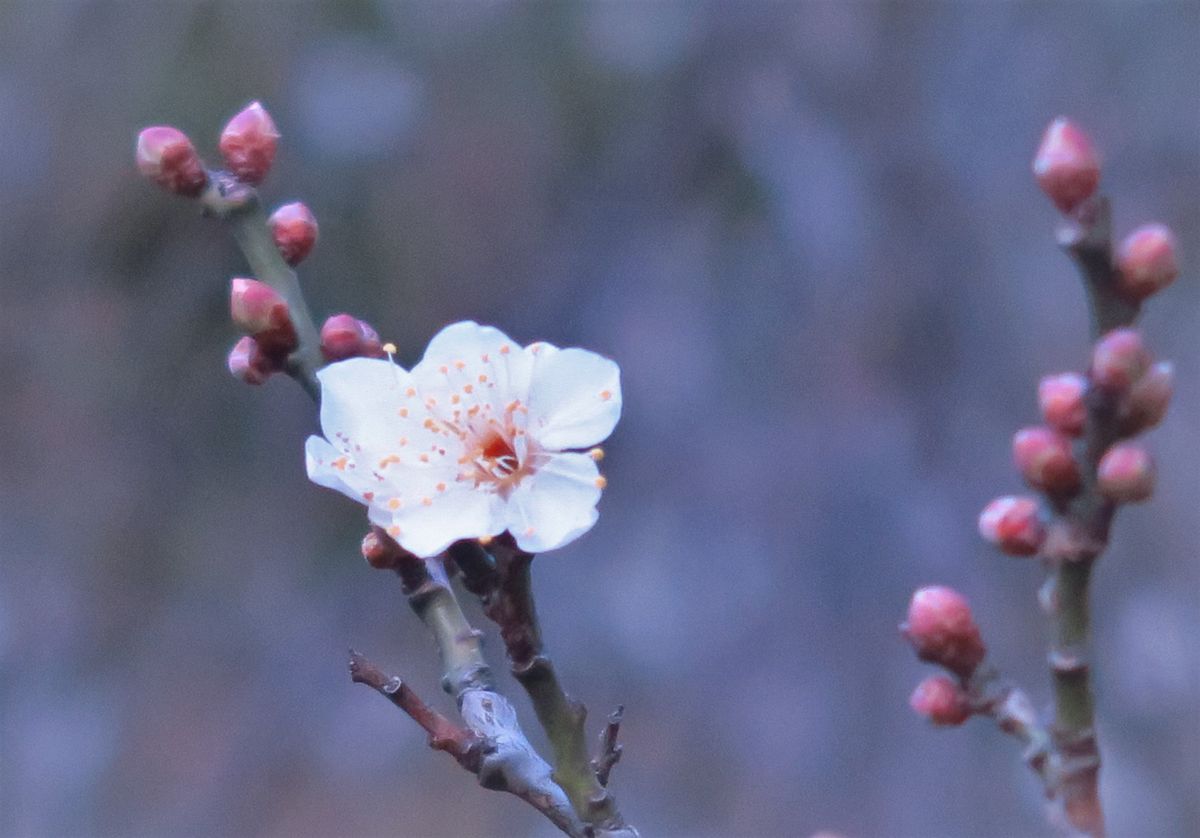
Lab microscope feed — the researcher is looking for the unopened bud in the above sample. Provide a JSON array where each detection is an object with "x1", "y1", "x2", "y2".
[
  {"x1": 1116, "y1": 223, "x2": 1179, "y2": 301},
  {"x1": 909, "y1": 675, "x2": 971, "y2": 726},
  {"x1": 1013, "y1": 427, "x2": 1081, "y2": 494},
  {"x1": 229, "y1": 278, "x2": 298, "y2": 357},
  {"x1": 227, "y1": 336, "x2": 275, "y2": 385},
  {"x1": 321, "y1": 313, "x2": 386, "y2": 362},
  {"x1": 978, "y1": 496, "x2": 1045, "y2": 556},
  {"x1": 218, "y1": 101, "x2": 279, "y2": 185},
  {"x1": 901, "y1": 586, "x2": 986, "y2": 678},
  {"x1": 1032, "y1": 117, "x2": 1100, "y2": 213},
  {"x1": 135, "y1": 126, "x2": 207, "y2": 197},
  {"x1": 1121, "y1": 361, "x2": 1174, "y2": 435},
  {"x1": 362, "y1": 527, "x2": 406, "y2": 570},
  {"x1": 1038, "y1": 372, "x2": 1088, "y2": 437},
  {"x1": 1097, "y1": 443, "x2": 1155, "y2": 503},
  {"x1": 1091, "y1": 328, "x2": 1150, "y2": 394},
  {"x1": 269, "y1": 202, "x2": 319, "y2": 266}
]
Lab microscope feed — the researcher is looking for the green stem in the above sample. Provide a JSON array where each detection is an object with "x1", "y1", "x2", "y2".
[{"x1": 200, "y1": 173, "x2": 323, "y2": 400}]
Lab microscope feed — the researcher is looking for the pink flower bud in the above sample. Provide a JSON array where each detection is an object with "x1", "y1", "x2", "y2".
[
  {"x1": 135, "y1": 126, "x2": 207, "y2": 197},
  {"x1": 978, "y1": 496, "x2": 1045, "y2": 556},
  {"x1": 1032, "y1": 117, "x2": 1100, "y2": 213},
  {"x1": 1038, "y1": 372, "x2": 1088, "y2": 437},
  {"x1": 1013, "y1": 427, "x2": 1082, "y2": 494},
  {"x1": 269, "y1": 202, "x2": 319, "y2": 266},
  {"x1": 321, "y1": 314, "x2": 386, "y2": 362},
  {"x1": 227, "y1": 336, "x2": 275, "y2": 385},
  {"x1": 362, "y1": 527, "x2": 406, "y2": 570},
  {"x1": 909, "y1": 675, "x2": 971, "y2": 726},
  {"x1": 901, "y1": 586, "x2": 986, "y2": 677},
  {"x1": 356, "y1": 319, "x2": 386, "y2": 358},
  {"x1": 1091, "y1": 328, "x2": 1150, "y2": 394},
  {"x1": 218, "y1": 101, "x2": 279, "y2": 185},
  {"x1": 1121, "y1": 361, "x2": 1174, "y2": 435},
  {"x1": 1097, "y1": 443, "x2": 1155, "y2": 503},
  {"x1": 229, "y1": 278, "x2": 298, "y2": 358},
  {"x1": 1116, "y1": 223, "x2": 1179, "y2": 301}
]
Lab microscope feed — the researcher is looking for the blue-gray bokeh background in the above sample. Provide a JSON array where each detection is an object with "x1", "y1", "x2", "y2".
[{"x1": 2, "y1": 2, "x2": 1198, "y2": 836}]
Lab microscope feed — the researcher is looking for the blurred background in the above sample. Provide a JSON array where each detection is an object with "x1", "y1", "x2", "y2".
[{"x1": 1, "y1": 2, "x2": 1198, "y2": 836}]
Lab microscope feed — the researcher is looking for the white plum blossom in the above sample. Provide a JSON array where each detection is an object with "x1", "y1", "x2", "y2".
[{"x1": 306, "y1": 321, "x2": 621, "y2": 557}]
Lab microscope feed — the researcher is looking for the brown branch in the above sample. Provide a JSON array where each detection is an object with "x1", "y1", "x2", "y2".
[
  {"x1": 348, "y1": 650, "x2": 485, "y2": 772},
  {"x1": 355, "y1": 532, "x2": 585, "y2": 837},
  {"x1": 592, "y1": 706, "x2": 625, "y2": 787},
  {"x1": 468, "y1": 536, "x2": 637, "y2": 837}
]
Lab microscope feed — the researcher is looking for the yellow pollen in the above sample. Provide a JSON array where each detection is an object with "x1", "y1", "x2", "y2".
[
  {"x1": 439, "y1": 365, "x2": 449, "y2": 374},
  {"x1": 382, "y1": 342, "x2": 397, "y2": 355},
  {"x1": 463, "y1": 384, "x2": 474, "y2": 394},
  {"x1": 499, "y1": 345, "x2": 510, "y2": 354},
  {"x1": 594, "y1": 476, "x2": 608, "y2": 489},
  {"x1": 426, "y1": 398, "x2": 437, "y2": 407},
  {"x1": 523, "y1": 526, "x2": 536, "y2": 536},
  {"x1": 421, "y1": 497, "x2": 433, "y2": 507},
  {"x1": 378, "y1": 454, "x2": 401, "y2": 469},
  {"x1": 399, "y1": 437, "x2": 408, "y2": 447},
  {"x1": 478, "y1": 374, "x2": 488, "y2": 383},
  {"x1": 451, "y1": 394, "x2": 461, "y2": 404},
  {"x1": 387, "y1": 525, "x2": 401, "y2": 538},
  {"x1": 600, "y1": 390, "x2": 612, "y2": 401},
  {"x1": 479, "y1": 535, "x2": 494, "y2": 545},
  {"x1": 423, "y1": 419, "x2": 437, "y2": 430},
  {"x1": 331, "y1": 456, "x2": 349, "y2": 471},
  {"x1": 454, "y1": 360, "x2": 466, "y2": 370},
  {"x1": 398, "y1": 407, "x2": 409, "y2": 418},
  {"x1": 387, "y1": 498, "x2": 402, "y2": 510},
  {"x1": 436, "y1": 482, "x2": 447, "y2": 492},
  {"x1": 419, "y1": 453, "x2": 430, "y2": 463},
  {"x1": 405, "y1": 387, "x2": 416, "y2": 397},
  {"x1": 589, "y1": 447, "x2": 605, "y2": 461}
]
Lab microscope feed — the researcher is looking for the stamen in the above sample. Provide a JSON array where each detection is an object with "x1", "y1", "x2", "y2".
[{"x1": 589, "y1": 447, "x2": 605, "y2": 461}]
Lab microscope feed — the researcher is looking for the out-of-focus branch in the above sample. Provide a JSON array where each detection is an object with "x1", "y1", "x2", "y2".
[
  {"x1": 356, "y1": 531, "x2": 583, "y2": 837},
  {"x1": 592, "y1": 706, "x2": 625, "y2": 787},
  {"x1": 454, "y1": 537, "x2": 637, "y2": 837}
]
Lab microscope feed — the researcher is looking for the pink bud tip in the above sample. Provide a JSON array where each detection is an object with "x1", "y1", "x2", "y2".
[
  {"x1": 1033, "y1": 117, "x2": 1100, "y2": 213},
  {"x1": 268, "y1": 202, "x2": 319, "y2": 266},
  {"x1": 227, "y1": 336, "x2": 275, "y2": 385},
  {"x1": 356, "y1": 319, "x2": 386, "y2": 358},
  {"x1": 135, "y1": 126, "x2": 207, "y2": 197},
  {"x1": 1097, "y1": 443, "x2": 1155, "y2": 503},
  {"x1": 1091, "y1": 328, "x2": 1150, "y2": 394},
  {"x1": 1121, "y1": 361, "x2": 1174, "y2": 436},
  {"x1": 901, "y1": 586, "x2": 986, "y2": 677},
  {"x1": 1038, "y1": 372, "x2": 1088, "y2": 437},
  {"x1": 1116, "y1": 223, "x2": 1179, "y2": 301},
  {"x1": 218, "y1": 101, "x2": 279, "y2": 186},
  {"x1": 1012, "y1": 427, "x2": 1082, "y2": 494},
  {"x1": 978, "y1": 496, "x2": 1045, "y2": 557},
  {"x1": 361, "y1": 527, "x2": 410, "y2": 570},
  {"x1": 321, "y1": 313, "x2": 367, "y2": 362},
  {"x1": 909, "y1": 675, "x2": 971, "y2": 726},
  {"x1": 229, "y1": 278, "x2": 298, "y2": 358}
]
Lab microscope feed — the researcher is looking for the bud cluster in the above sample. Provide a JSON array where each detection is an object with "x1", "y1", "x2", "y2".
[
  {"x1": 227, "y1": 278, "x2": 299, "y2": 385},
  {"x1": 901, "y1": 586, "x2": 985, "y2": 726}
]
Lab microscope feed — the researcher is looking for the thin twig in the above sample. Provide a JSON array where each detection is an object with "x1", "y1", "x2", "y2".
[
  {"x1": 199, "y1": 170, "x2": 323, "y2": 399},
  {"x1": 592, "y1": 706, "x2": 625, "y2": 787},
  {"x1": 355, "y1": 536, "x2": 584, "y2": 836},
  {"x1": 472, "y1": 536, "x2": 638, "y2": 837}
]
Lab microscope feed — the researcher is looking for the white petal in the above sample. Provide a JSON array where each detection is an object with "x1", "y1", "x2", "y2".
[
  {"x1": 526, "y1": 347, "x2": 621, "y2": 450},
  {"x1": 505, "y1": 452, "x2": 602, "y2": 552},
  {"x1": 317, "y1": 358, "x2": 412, "y2": 453},
  {"x1": 373, "y1": 484, "x2": 506, "y2": 558},
  {"x1": 306, "y1": 436, "x2": 375, "y2": 504},
  {"x1": 413, "y1": 321, "x2": 537, "y2": 421}
]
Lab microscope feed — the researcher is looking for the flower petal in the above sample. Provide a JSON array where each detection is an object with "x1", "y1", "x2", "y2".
[
  {"x1": 306, "y1": 436, "x2": 377, "y2": 503},
  {"x1": 372, "y1": 483, "x2": 506, "y2": 558},
  {"x1": 317, "y1": 357, "x2": 412, "y2": 453},
  {"x1": 413, "y1": 321, "x2": 536, "y2": 417},
  {"x1": 526, "y1": 347, "x2": 621, "y2": 450},
  {"x1": 505, "y1": 452, "x2": 602, "y2": 552}
]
